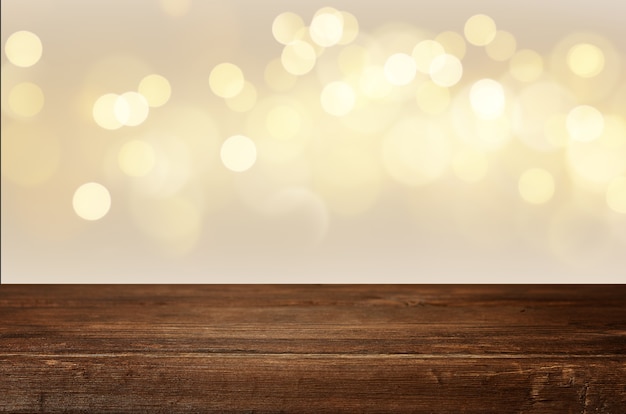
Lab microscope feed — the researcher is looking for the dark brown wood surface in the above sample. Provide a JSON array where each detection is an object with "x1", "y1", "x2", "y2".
[{"x1": 1, "y1": 285, "x2": 625, "y2": 413}]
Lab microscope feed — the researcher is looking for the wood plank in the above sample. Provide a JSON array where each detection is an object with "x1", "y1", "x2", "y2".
[
  {"x1": 2, "y1": 324, "x2": 625, "y2": 355},
  {"x1": 1, "y1": 285, "x2": 625, "y2": 412},
  {"x1": 2, "y1": 356, "x2": 625, "y2": 413}
]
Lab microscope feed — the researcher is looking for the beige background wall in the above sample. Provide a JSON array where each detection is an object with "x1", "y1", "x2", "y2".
[{"x1": 2, "y1": 0, "x2": 625, "y2": 282}]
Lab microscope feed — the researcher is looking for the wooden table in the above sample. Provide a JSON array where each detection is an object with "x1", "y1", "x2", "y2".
[{"x1": 1, "y1": 285, "x2": 625, "y2": 413}]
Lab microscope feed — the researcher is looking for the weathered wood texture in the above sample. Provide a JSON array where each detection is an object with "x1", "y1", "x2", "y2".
[{"x1": 1, "y1": 285, "x2": 625, "y2": 413}]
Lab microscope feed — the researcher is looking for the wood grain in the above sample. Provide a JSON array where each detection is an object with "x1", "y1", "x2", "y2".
[{"x1": 1, "y1": 285, "x2": 625, "y2": 413}]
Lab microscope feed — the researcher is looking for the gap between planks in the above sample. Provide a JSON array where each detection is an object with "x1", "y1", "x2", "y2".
[{"x1": 3, "y1": 352, "x2": 624, "y2": 359}]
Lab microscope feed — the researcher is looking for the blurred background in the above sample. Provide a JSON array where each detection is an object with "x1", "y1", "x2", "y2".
[{"x1": 2, "y1": 0, "x2": 625, "y2": 282}]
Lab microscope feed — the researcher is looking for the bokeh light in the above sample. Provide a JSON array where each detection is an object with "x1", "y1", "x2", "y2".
[
  {"x1": 114, "y1": 91, "x2": 150, "y2": 127},
  {"x1": 551, "y1": 33, "x2": 622, "y2": 103},
  {"x1": 209, "y1": 63, "x2": 245, "y2": 98},
  {"x1": 272, "y1": 12, "x2": 305, "y2": 45},
  {"x1": 509, "y1": 49, "x2": 543, "y2": 82},
  {"x1": 485, "y1": 30, "x2": 517, "y2": 61},
  {"x1": 566, "y1": 115, "x2": 626, "y2": 189},
  {"x1": 72, "y1": 182, "x2": 112, "y2": 221},
  {"x1": 297, "y1": 26, "x2": 325, "y2": 57},
  {"x1": 138, "y1": 74, "x2": 171, "y2": 108},
  {"x1": 452, "y1": 150, "x2": 489, "y2": 183},
  {"x1": 4, "y1": 30, "x2": 42, "y2": 67},
  {"x1": 118, "y1": 140, "x2": 156, "y2": 177},
  {"x1": 281, "y1": 40, "x2": 316, "y2": 75},
  {"x1": 567, "y1": 43, "x2": 605, "y2": 78},
  {"x1": 220, "y1": 135, "x2": 257, "y2": 172},
  {"x1": 429, "y1": 54, "x2": 463, "y2": 87},
  {"x1": 513, "y1": 81, "x2": 574, "y2": 151},
  {"x1": 264, "y1": 58, "x2": 297, "y2": 91},
  {"x1": 566, "y1": 105, "x2": 604, "y2": 142},
  {"x1": 470, "y1": 79, "x2": 505, "y2": 120},
  {"x1": 453, "y1": 86, "x2": 513, "y2": 151},
  {"x1": 412, "y1": 40, "x2": 445, "y2": 74},
  {"x1": 464, "y1": 14, "x2": 496, "y2": 46},
  {"x1": 384, "y1": 53, "x2": 417, "y2": 86},
  {"x1": 266, "y1": 105, "x2": 302, "y2": 139},
  {"x1": 320, "y1": 81, "x2": 355, "y2": 116},
  {"x1": 518, "y1": 168, "x2": 555, "y2": 205},
  {"x1": 3, "y1": 2, "x2": 626, "y2": 283},
  {"x1": 8, "y1": 82, "x2": 44, "y2": 117},
  {"x1": 309, "y1": 8, "x2": 343, "y2": 47},
  {"x1": 93, "y1": 93, "x2": 123, "y2": 130},
  {"x1": 435, "y1": 31, "x2": 466, "y2": 60},
  {"x1": 359, "y1": 65, "x2": 393, "y2": 99},
  {"x1": 338, "y1": 11, "x2": 359, "y2": 45}
]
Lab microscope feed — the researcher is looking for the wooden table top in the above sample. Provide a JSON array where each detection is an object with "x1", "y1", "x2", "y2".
[{"x1": 1, "y1": 285, "x2": 625, "y2": 413}]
